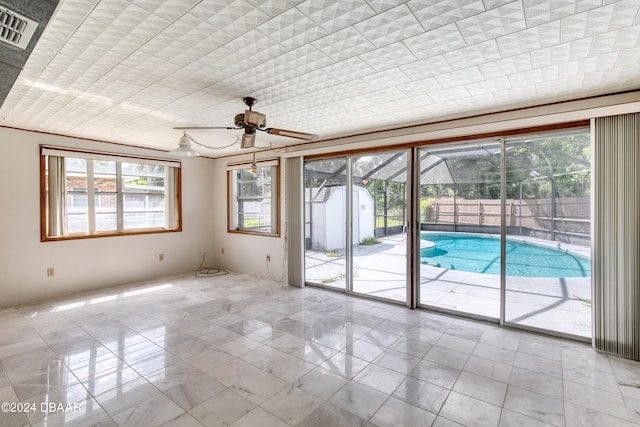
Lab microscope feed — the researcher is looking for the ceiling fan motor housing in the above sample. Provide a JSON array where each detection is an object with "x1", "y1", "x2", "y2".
[{"x1": 234, "y1": 113, "x2": 244, "y2": 128}]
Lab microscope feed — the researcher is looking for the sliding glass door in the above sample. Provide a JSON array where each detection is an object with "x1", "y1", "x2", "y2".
[
  {"x1": 417, "y1": 141, "x2": 502, "y2": 319},
  {"x1": 304, "y1": 151, "x2": 409, "y2": 304},
  {"x1": 504, "y1": 132, "x2": 591, "y2": 337},
  {"x1": 304, "y1": 127, "x2": 591, "y2": 339},
  {"x1": 304, "y1": 158, "x2": 347, "y2": 290},
  {"x1": 351, "y1": 152, "x2": 407, "y2": 303}
]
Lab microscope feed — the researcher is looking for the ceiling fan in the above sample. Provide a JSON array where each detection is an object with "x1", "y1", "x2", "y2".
[{"x1": 173, "y1": 97, "x2": 318, "y2": 153}]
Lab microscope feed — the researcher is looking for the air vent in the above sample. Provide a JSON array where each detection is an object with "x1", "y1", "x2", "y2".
[{"x1": 0, "y1": 6, "x2": 38, "y2": 50}]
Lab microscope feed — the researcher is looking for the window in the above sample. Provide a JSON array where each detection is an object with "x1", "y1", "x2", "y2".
[
  {"x1": 41, "y1": 146, "x2": 181, "y2": 241},
  {"x1": 228, "y1": 159, "x2": 279, "y2": 236}
]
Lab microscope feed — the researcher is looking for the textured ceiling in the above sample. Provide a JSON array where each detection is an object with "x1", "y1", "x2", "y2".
[{"x1": 1, "y1": 0, "x2": 639, "y2": 156}]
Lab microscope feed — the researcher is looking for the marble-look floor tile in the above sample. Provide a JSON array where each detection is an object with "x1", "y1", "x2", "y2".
[
  {"x1": 509, "y1": 367, "x2": 563, "y2": 399},
  {"x1": 262, "y1": 385, "x2": 323, "y2": 425},
  {"x1": 371, "y1": 396, "x2": 436, "y2": 427},
  {"x1": 65, "y1": 351, "x2": 124, "y2": 381},
  {"x1": 229, "y1": 407, "x2": 289, "y2": 427},
  {"x1": 163, "y1": 374, "x2": 226, "y2": 410},
  {"x1": 625, "y1": 395, "x2": 640, "y2": 424},
  {"x1": 472, "y1": 342, "x2": 516, "y2": 365},
  {"x1": 332, "y1": 321, "x2": 371, "y2": 340},
  {"x1": 373, "y1": 349, "x2": 420, "y2": 375},
  {"x1": 295, "y1": 366, "x2": 349, "y2": 400},
  {"x1": 185, "y1": 348, "x2": 235, "y2": 372},
  {"x1": 344, "y1": 339, "x2": 387, "y2": 362},
  {"x1": 79, "y1": 361, "x2": 143, "y2": 396},
  {"x1": 231, "y1": 370, "x2": 289, "y2": 405},
  {"x1": 514, "y1": 351, "x2": 563, "y2": 378},
  {"x1": 561, "y1": 347, "x2": 614, "y2": 374},
  {"x1": 298, "y1": 401, "x2": 372, "y2": 427},
  {"x1": 5, "y1": 272, "x2": 640, "y2": 427},
  {"x1": 564, "y1": 401, "x2": 633, "y2": 427},
  {"x1": 313, "y1": 331, "x2": 354, "y2": 351},
  {"x1": 127, "y1": 352, "x2": 181, "y2": 377},
  {"x1": 11, "y1": 370, "x2": 85, "y2": 402},
  {"x1": 329, "y1": 380, "x2": 388, "y2": 420},
  {"x1": 405, "y1": 326, "x2": 443, "y2": 343},
  {"x1": 393, "y1": 376, "x2": 449, "y2": 414},
  {"x1": 479, "y1": 329, "x2": 521, "y2": 351},
  {"x1": 239, "y1": 345, "x2": 288, "y2": 369},
  {"x1": 452, "y1": 371, "x2": 507, "y2": 406},
  {"x1": 499, "y1": 408, "x2": 556, "y2": 427},
  {"x1": 219, "y1": 336, "x2": 263, "y2": 357},
  {"x1": 265, "y1": 354, "x2": 315, "y2": 383},
  {"x1": 563, "y1": 379, "x2": 629, "y2": 420},
  {"x1": 436, "y1": 333, "x2": 478, "y2": 354},
  {"x1": 112, "y1": 393, "x2": 184, "y2": 427},
  {"x1": 159, "y1": 412, "x2": 204, "y2": 427},
  {"x1": 95, "y1": 377, "x2": 160, "y2": 416},
  {"x1": 292, "y1": 342, "x2": 338, "y2": 365},
  {"x1": 167, "y1": 337, "x2": 213, "y2": 360},
  {"x1": 0, "y1": 385, "x2": 18, "y2": 404},
  {"x1": 374, "y1": 317, "x2": 412, "y2": 334},
  {"x1": 389, "y1": 336, "x2": 432, "y2": 358},
  {"x1": 269, "y1": 333, "x2": 308, "y2": 353},
  {"x1": 439, "y1": 391, "x2": 502, "y2": 427},
  {"x1": 503, "y1": 385, "x2": 564, "y2": 426},
  {"x1": 517, "y1": 338, "x2": 562, "y2": 361},
  {"x1": 445, "y1": 322, "x2": 486, "y2": 341},
  {"x1": 0, "y1": 412, "x2": 29, "y2": 427},
  {"x1": 409, "y1": 359, "x2": 460, "y2": 389},
  {"x1": 424, "y1": 346, "x2": 470, "y2": 370},
  {"x1": 360, "y1": 329, "x2": 401, "y2": 348},
  {"x1": 354, "y1": 363, "x2": 406, "y2": 395},
  {"x1": 206, "y1": 358, "x2": 261, "y2": 387},
  {"x1": 190, "y1": 388, "x2": 256, "y2": 427},
  {"x1": 319, "y1": 350, "x2": 370, "y2": 379},
  {"x1": 146, "y1": 361, "x2": 202, "y2": 391},
  {"x1": 463, "y1": 355, "x2": 512, "y2": 383},
  {"x1": 27, "y1": 397, "x2": 110, "y2": 427},
  {"x1": 432, "y1": 416, "x2": 465, "y2": 426}
]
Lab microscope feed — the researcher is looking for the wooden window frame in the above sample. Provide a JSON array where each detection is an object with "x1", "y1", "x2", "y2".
[
  {"x1": 227, "y1": 159, "x2": 280, "y2": 237},
  {"x1": 40, "y1": 146, "x2": 182, "y2": 242}
]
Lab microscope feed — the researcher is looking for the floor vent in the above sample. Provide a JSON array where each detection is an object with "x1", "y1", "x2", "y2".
[{"x1": 0, "y1": 6, "x2": 38, "y2": 49}]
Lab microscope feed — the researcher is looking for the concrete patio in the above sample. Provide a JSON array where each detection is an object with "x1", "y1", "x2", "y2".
[{"x1": 305, "y1": 234, "x2": 591, "y2": 338}]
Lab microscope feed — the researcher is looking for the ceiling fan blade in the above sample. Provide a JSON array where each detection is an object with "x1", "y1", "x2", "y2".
[
  {"x1": 263, "y1": 128, "x2": 318, "y2": 141},
  {"x1": 173, "y1": 126, "x2": 241, "y2": 130}
]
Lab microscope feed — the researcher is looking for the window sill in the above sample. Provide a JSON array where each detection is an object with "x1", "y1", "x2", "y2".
[
  {"x1": 227, "y1": 229, "x2": 280, "y2": 238},
  {"x1": 41, "y1": 227, "x2": 181, "y2": 242}
]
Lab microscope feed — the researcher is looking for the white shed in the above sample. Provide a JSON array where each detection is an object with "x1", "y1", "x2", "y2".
[{"x1": 305, "y1": 185, "x2": 375, "y2": 251}]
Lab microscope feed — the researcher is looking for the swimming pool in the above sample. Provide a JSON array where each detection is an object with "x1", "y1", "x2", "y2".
[{"x1": 420, "y1": 233, "x2": 590, "y2": 278}]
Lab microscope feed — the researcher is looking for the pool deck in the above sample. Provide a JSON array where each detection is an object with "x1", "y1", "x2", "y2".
[{"x1": 305, "y1": 233, "x2": 591, "y2": 338}]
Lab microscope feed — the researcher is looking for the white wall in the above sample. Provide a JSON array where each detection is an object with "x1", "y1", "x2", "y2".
[
  {"x1": 0, "y1": 127, "x2": 216, "y2": 307},
  {"x1": 210, "y1": 155, "x2": 288, "y2": 283}
]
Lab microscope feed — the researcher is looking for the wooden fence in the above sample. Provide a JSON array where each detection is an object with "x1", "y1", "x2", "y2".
[{"x1": 423, "y1": 197, "x2": 590, "y2": 241}]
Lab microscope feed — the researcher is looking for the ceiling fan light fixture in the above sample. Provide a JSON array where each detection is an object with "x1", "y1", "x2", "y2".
[
  {"x1": 244, "y1": 110, "x2": 266, "y2": 127},
  {"x1": 240, "y1": 133, "x2": 255, "y2": 149},
  {"x1": 170, "y1": 132, "x2": 201, "y2": 157}
]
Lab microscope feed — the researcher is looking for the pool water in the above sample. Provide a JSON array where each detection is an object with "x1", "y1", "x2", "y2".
[{"x1": 420, "y1": 233, "x2": 590, "y2": 278}]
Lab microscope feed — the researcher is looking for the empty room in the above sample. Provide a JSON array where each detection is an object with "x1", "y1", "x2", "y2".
[{"x1": 1, "y1": 0, "x2": 640, "y2": 426}]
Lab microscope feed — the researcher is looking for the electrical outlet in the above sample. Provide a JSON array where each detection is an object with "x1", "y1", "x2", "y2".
[
  {"x1": 266, "y1": 255, "x2": 271, "y2": 262},
  {"x1": 159, "y1": 253, "x2": 164, "y2": 261},
  {"x1": 47, "y1": 267, "x2": 55, "y2": 277}
]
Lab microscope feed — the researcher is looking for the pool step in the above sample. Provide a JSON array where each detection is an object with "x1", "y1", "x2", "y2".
[{"x1": 420, "y1": 258, "x2": 455, "y2": 270}]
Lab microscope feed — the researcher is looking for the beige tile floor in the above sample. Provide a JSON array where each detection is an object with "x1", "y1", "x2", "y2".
[{"x1": 0, "y1": 272, "x2": 638, "y2": 426}]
